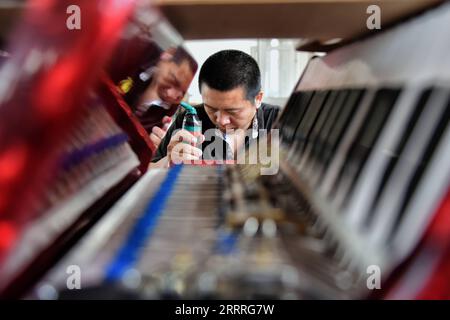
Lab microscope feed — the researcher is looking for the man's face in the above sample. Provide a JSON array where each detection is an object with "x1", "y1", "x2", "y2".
[
  {"x1": 155, "y1": 59, "x2": 194, "y2": 105},
  {"x1": 201, "y1": 84, "x2": 262, "y2": 132}
]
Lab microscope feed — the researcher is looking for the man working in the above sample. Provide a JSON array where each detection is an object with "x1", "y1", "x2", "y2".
[
  {"x1": 118, "y1": 46, "x2": 197, "y2": 146},
  {"x1": 150, "y1": 49, "x2": 280, "y2": 167}
]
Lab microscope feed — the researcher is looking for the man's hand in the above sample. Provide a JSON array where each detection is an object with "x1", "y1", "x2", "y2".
[
  {"x1": 150, "y1": 116, "x2": 172, "y2": 149},
  {"x1": 168, "y1": 129, "x2": 205, "y2": 165}
]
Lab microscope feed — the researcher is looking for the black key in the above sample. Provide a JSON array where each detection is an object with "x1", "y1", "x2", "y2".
[
  {"x1": 292, "y1": 90, "x2": 330, "y2": 157},
  {"x1": 318, "y1": 89, "x2": 365, "y2": 183},
  {"x1": 364, "y1": 88, "x2": 433, "y2": 228},
  {"x1": 329, "y1": 88, "x2": 401, "y2": 206},
  {"x1": 388, "y1": 93, "x2": 450, "y2": 240},
  {"x1": 283, "y1": 91, "x2": 315, "y2": 144},
  {"x1": 310, "y1": 90, "x2": 350, "y2": 183}
]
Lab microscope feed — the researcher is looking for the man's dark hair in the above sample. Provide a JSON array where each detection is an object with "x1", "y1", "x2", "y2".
[
  {"x1": 198, "y1": 50, "x2": 261, "y2": 101},
  {"x1": 172, "y1": 46, "x2": 198, "y2": 74}
]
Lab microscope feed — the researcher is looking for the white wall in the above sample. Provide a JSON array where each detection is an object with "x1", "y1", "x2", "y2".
[
  {"x1": 184, "y1": 39, "x2": 311, "y2": 108},
  {"x1": 184, "y1": 39, "x2": 257, "y2": 104}
]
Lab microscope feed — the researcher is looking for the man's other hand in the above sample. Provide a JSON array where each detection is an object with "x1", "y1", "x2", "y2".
[
  {"x1": 167, "y1": 129, "x2": 205, "y2": 165},
  {"x1": 149, "y1": 116, "x2": 172, "y2": 149}
]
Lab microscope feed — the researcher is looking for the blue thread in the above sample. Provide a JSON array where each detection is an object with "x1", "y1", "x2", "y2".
[
  {"x1": 61, "y1": 133, "x2": 129, "y2": 170},
  {"x1": 214, "y1": 229, "x2": 239, "y2": 255},
  {"x1": 105, "y1": 164, "x2": 184, "y2": 281}
]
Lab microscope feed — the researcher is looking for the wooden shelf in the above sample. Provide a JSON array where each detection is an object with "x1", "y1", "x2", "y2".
[
  {"x1": 1, "y1": 1, "x2": 443, "y2": 51},
  {"x1": 155, "y1": 0, "x2": 443, "y2": 46}
]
